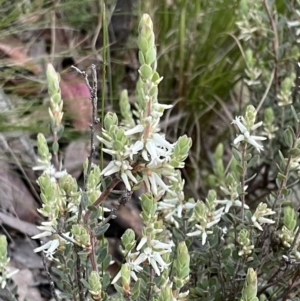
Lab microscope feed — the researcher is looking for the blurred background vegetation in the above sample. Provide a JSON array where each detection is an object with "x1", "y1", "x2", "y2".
[
  {"x1": 1, "y1": 0, "x2": 300, "y2": 217},
  {"x1": 0, "y1": 0, "x2": 246, "y2": 201},
  {"x1": 2, "y1": 0, "x2": 300, "y2": 299}
]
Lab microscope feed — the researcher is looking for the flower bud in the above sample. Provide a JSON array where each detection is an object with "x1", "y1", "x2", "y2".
[
  {"x1": 121, "y1": 229, "x2": 136, "y2": 251},
  {"x1": 89, "y1": 271, "x2": 102, "y2": 301},
  {"x1": 104, "y1": 112, "x2": 118, "y2": 131},
  {"x1": 241, "y1": 268, "x2": 257, "y2": 300},
  {"x1": 46, "y1": 63, "x2": 60, "y2": 97},
  {"x1": 121, "y1": 263, "x2": 131, "y2": 292},
  {"x1": 158, "y1": 286, "x2": 173, "y2": 301}
]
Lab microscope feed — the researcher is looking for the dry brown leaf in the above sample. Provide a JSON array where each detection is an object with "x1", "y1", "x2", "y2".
[
  {"x1": 0, "y1": 36, "x2": 41, "y2": 75},
  {"x1": 0, "y1": 212, "x2": 40, "y2": 237},
  {"x1": 8, "y1": 264, "x2": 42, "y2": 301},
  {"x1": 60, "y1": 72, "x2": 92, "y2": 132},
  {"x1": 64, "y1": 140, "x2": 90, "y2": 178},
  {"x1": 0, "y1": 161, "x2": 39, "y2": 223}
]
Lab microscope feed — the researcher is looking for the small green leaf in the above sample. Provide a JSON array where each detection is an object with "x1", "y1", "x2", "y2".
[
  {"x1": 95, "y1": 223, "x2": 110, "y2": 237},
  {"x1": 291, "y1": 105, "x2": 299, "y2": 123},
  {"x1": 284, "y1": 127, "x2": 295, "y2": 148},
  {"x1": 221, "y1": 248, "x2": 232, "y2": 260},
  {"x1": 282, "y1": 187, "x2": 290, "y2": 196},
  {"x1": 80, "y1": 278, "x2": 90, "y2": 289},
  {"x1": 114, "y1": 283, "x2": 124, "y2": 295},
  {"x1": 139, "y1": 64, "x2": 153, "y2": 80},
  {"x1": 277, "y1": 173, "x2": 286, "y2": 181},
  {"x1": 52, "y1": 141, "x2": 59, "y2": 153},
  {"x1": 288, "y1": 148, "x2": 300, "y2": 157},
  {"x1": 236, "y1": 164, "x2": 244, "y2": 174},
  {"x1": 97, "y1": 246, "x2": 108, "y2": 263},
  {"x1": 87, "y1": 205, "x2": 97, "y2": 211},
  {"x1": 247, "y1": 155, "x2": 259, "y2": 167},
  {"x1": 232, "y1": 148, "x2": 241, "y2": 161},
  {"x1": 80, "y1": 191, "x2": 89, "y2": 209},
  {"x1": 132, "y1": 279, "x2": 141, "y2": 300},
  {"x1": 102, "y1": 273, "x2": 110, "y2": 288}
]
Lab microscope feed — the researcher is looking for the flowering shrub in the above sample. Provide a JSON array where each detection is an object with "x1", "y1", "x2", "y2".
[{"x1": 2, "y1": 2, "x2": 300, "y2": 300}]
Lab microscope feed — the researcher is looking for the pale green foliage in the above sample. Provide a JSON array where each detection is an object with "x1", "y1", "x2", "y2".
[{"x1": 8, "y1": 1, "x2": 300, "y2": 300}]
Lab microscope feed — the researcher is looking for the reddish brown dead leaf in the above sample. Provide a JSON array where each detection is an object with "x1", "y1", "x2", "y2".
[
  {"x1": 60, "y1": 72, "x2": 92, "y2": 132},
  {"x1": 0, "y1": 36, "x2": 41, "y2": 75}
]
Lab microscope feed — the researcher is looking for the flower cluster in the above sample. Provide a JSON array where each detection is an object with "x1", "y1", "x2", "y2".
[
  {"x1": 98, "y1": 14, "x2": 192, "y2": 197},
  {"x1": 278, "y1": 207, "x2": 300, "y2": 258},
  {"x1": 251, "y1": 203, "x2": 275, "y2": 231},
  {"x1": 236, "y1": 0, "x2": 268, "y2": 41},
  {"x1": 237, "y1": 229, "x2": 254, "y2": 259},
  {"x1": 187, "y1": 190, "x2": 224, "y2": 245},
  {"x1": 232, "y1": 105, "x2": 266, "y2": 153},
  {"x1": 215, "y1": 173, "x2": 249, "y2": 213}
]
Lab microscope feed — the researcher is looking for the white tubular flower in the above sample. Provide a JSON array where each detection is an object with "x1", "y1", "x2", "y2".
[
  {"x1": 232, "y1": 116, "x2": 266, "y2": 152},
  {"x1": 124, "y1": 140, "x2": 144, "y2": 160},
  {"x1": 124, "y1": 124, "x2": 144, "y2": 136},
  {"x1": 143, "y1": 170, "x2": 170, "y2": 196},
  {"x1": 33, "y1": 161, "x2": 67, "y2": 182},
  {"x1": 187, "y1": 214, "x2": 224, "y2": 245},
  {"x1": 133, "y1": 247, "x2": 170, "y2": 276},
  {"x1": 31, "y1": 223, "x2": 55, "y2": 239},
  {"x1": 251, "y1": 203, "x2": 275, "y2": 231},
  {"x1": 111, "y1": 251, "x2": 143, "y2": 284},
  {"x1": 158, "y1": 198, "x2": 196, "y2": 228},
  {"x1": 215, "y1": 198, "x2": 249, "y2": 213},
  {"x1": 33, "y1": 239, "x2": 60, "y2": 258},
  {"x1": 101, "y1": 160, "x2": 138, "y2": 191},
  {"x1": 187, "y1": 206, "x2": 224, "y2": 245}
]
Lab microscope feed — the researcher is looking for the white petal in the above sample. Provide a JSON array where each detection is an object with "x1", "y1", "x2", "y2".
[
  {"x1": 202, "y1": 232, "x2": 207, "y2": 245},
  {"x1": 146, "y1": 140, "x2": 158, "y2": 159},
  {"x1": 233, "y1": 135, "x2": 245, "y2": 145},
  {"x1": 153, "y1": 133, "x2": 174, "y2": 149},
  {"x1": 121, "y1": 172, "x2": 131, "y2": 191},
  {"x1": 206, "y1": 219, "x2": 221, "y2": 229},
  {"x1": 148, "y1": 173, "x2": 158, "y2": 195},
  {"x1": 137, "y1": 237, "x2": 147, "y2": 251},
  {"x1": 187, "y1": 230, "x2": 202, "y2": 237},
  {"x1": 133, "y1": 253, "x2": 147, "y2": 266},
  {"x1": 234, "y1": 200, "x2": 249, "y2": 209},
  {"x1": 250, "y1": 135, "x2": 267, "y2": 141},
  {"x1": 125, "y1": 170, "x2": 138, "y2": 184},
  {"x1": 247, "y1": 136, "x2": 264, "y2": 152},
  {"x1": 250, "y1": 121, "x2": 263, "y2": 131},
  {"x1": 111, "y1": 271, "x2": 121, "y2": 284},
  {"x1": 258, "y1": 217, "x2": 275, "y2": 224},
  {"x1": 31, "y1": 231, "x2": 53, "y2": 239},
  {"x1": 97, "y1": 136, "x2": 112, "y2": 148},
  {"x1": 232, "y1": 116, "x2": 247, "y2": 133},
  {"x1": 101, "y1": 161, "x2": 120, "y2": 176},
  {"x1": 149, "y1": 257, "x2": 161, "y2": 276},
  {"x1": 153, "y1": 172, "x2": 169, "y2": 192},
  {"x1": 125, "y1": 124, "x2": 144, "y2": 136}
]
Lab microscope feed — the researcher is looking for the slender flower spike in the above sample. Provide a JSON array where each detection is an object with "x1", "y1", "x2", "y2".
[{"x1": 232, "y1": 116, "x2": 266, "y2": 152}]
